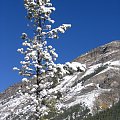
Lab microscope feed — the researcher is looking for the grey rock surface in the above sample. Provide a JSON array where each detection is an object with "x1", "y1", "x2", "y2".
[{"x1": 0, "y1": 40, "x2": 120, "y2": 120}]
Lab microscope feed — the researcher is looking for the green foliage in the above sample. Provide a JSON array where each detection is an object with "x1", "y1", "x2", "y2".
[
  {"x1": 84, "y1": 100, "x2": 120, "y2": 120},
  {"x1": 48, "y1": 104, "x2": 90, "y2": 120},
  {"x1": 40, "y1": 98, "x2": 59, "y2": 120}
]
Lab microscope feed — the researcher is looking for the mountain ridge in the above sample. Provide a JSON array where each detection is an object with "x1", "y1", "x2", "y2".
[
  {"x1": 0, "y1": 40, "x2": 120, "y2": 120},
  {"x1": 74, "y1": 40, "x2": 120, "y2": 66}
]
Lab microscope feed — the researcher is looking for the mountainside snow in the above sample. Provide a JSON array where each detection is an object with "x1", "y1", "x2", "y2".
[{"x1": 0, "y1": 41, "x2": 120, "y2": 120}]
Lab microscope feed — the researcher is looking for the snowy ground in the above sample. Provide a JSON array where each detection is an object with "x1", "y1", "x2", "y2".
[{"x1": 0, "y1": 60, "x2": 120, "y2": 119}]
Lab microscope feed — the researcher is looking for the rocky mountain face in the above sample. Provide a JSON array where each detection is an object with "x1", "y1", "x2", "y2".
[
  {"x1": 74, "y1": 40, "x2": 120, "y2": 112},
  {"x1": 0, "y1": 40, "x2": 120, "y2": 120}
]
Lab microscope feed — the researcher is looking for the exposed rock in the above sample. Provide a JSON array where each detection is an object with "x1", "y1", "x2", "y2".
[
  {"x1": 0, "y1": 40, "x2": 120, "y2": 120},
  {"x1": 74, "y1": 40, "x2": 120, "y2": 67}
]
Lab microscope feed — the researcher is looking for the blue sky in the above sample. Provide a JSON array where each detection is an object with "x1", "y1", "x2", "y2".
[{"x1": 0, "y1": 0, "x2": 120, "y2": 92}]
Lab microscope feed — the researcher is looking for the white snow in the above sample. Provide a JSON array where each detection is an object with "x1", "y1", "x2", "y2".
[
  {"x1": 80, "y1": 60, "x2": 120, "y2": 78},
  {"x1": 66, "y1": 62, "x2": 86, "y2": 72},
  {"x1": 2, "y1": 59, "x2": 120, "y2": 119},
  {"x1": 81, "y1": 63, "x2": 102, "y2": 78},
  {"x1": 65, "y1": 88, "x2": 110, "y2": 113},
  {"x1": 22, "y1": 78, "x2": 29, "y2": 82},
  {"x1": 54, "y1": 73, "x2": 78, "y2": 92},
  {"x1": 0, "y1": 93, "x2": 36, "y2": 119},
  {"x1": 110, "y1": 60, "x2": 120, "y2": 66}
]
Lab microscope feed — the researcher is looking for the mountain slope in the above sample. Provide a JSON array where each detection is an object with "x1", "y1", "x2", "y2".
[
  {"x1": 0, "y1": 40, "x2": 120, "y2": 120},
  {"x1": 84, "y1": 100, "x2": 120, "y2": 120}
]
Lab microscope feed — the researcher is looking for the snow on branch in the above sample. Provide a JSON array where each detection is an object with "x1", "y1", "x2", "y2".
[
  {"x1": 13, "y1": 0, "x2": 85, "y2": 119},
  {"x1": 47, "y1": 24, "x2": 71, "y2": 39}
]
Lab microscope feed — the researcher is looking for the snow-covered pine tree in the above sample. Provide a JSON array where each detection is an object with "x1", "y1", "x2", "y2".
[
  {"x1": 13, "y1": 0, "x2": 86, "y2": 119},
  {"x1": 13, "y1": 0, "x2": 71, "y2": 119}
]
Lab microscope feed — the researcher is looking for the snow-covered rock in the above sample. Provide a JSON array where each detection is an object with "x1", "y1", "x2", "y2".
[{"x1": 0, "y1": 41, "x2": 120, "y2": 120}]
